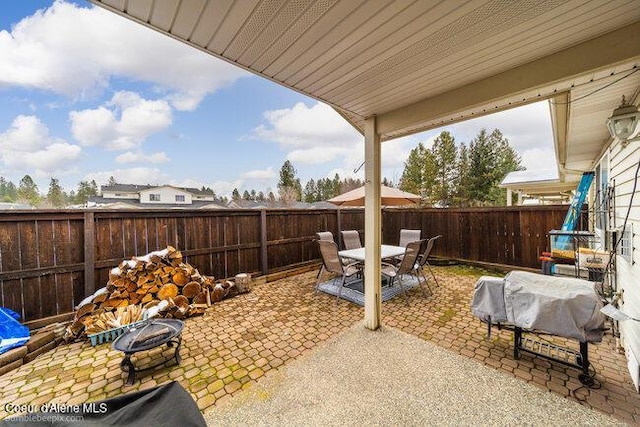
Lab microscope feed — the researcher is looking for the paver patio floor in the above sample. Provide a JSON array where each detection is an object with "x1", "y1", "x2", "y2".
[{"x1": 0, "y1": 265, "x2": 638, "y2": 424}]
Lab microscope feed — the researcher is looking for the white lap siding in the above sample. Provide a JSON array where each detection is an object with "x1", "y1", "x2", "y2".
[{"x1": 608, "y1": 140, "x2": 640, "y2": 390}]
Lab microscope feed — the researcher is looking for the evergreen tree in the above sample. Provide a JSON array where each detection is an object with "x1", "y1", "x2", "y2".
[
  {"x1": 431, "y1": 131, "x2": 458, "y2": 207},
  {"x1": 250, "y1": 189, "x2": 257, "y2": 201},
  {"x1": 242, "y1": 190, "x2": 251, "y2": 200},
  {"x1": 466, "y1": 129, "x2": 524, "y2": 206},
  {"x1": 0, "y1": 177, "x2": 17, "y2": 202},
  {"x1": 278, "y1": 160, "x2": 301, "y2": 202},
  {"x1": 46, "y1": 178, "x2": 66, "y2": 207},
  {"x1": 5, "y1": 181, "x2": 17, "y2": 202},
  {"x1": 17, "y1": 175, "x2": 40, "y2": 206},
  {"x1": 268, "y1": 191, "x2": 276, "y2": 203},
  {"x1": 74, "y1": 180, "x2": 98, "y2": 204},
  {"x1": 303, "y1": 179, "x2": 317, "y2": 202},
  {"x1": 454, "y1": 143, "x2": 472, "y2": 206},
  {"x1": 399, "y1": 142, "x2": 436, "y2": 204},
  {"x1": 257, "y1": 191, "x2": 266, "y2": 202},
  {"x1": 231, "y1": 188, "x2": 240, "y2": 201},
  {"x1": 399, "y1": 143, "x2": 426, "y2": 197},
  {"x1": 107, "y1": 176, "x2": 117, "y2": 186}
]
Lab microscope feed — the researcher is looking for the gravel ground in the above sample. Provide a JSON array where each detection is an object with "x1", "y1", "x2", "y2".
[{"x1": 204, "y1": 322, "x2": 624, "y2": 426}]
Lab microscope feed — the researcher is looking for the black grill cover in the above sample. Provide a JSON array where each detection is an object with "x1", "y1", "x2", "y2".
[{"x1": 1, "y1": 381, "x2": 205, "y2": 427}]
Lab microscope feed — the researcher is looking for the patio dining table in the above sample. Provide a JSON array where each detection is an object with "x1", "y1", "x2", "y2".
[{"x1": 338, "y1": 244, "x2": 406, "y2": 262}]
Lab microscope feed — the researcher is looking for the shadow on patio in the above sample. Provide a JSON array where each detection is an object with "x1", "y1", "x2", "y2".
[{"x1": 0, "y1": 265, "x2": 638, "y2": 424}]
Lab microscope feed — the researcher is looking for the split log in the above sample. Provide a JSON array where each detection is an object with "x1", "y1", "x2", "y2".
[
  {"x1": 182, "y1": 282, "x2": 201, "y2": 299},
  {"x1": 157, "y1": 283, "x2": 178, "y2": 300}
]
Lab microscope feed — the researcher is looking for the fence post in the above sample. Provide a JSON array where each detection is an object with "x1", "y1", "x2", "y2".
[
  {"x1": 83, "y1": 211, "x2": 95, "y2": 297},
  {"x1": 260, "y1": 210, "x2": 268, "y2": 276}
]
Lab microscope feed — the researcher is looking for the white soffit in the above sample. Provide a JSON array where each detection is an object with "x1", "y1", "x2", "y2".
[{"x1": 91, "y1": 0, "x2": 640, "y2": 140}]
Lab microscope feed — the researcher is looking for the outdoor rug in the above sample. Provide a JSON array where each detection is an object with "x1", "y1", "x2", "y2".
[{"x1": 316, "y1": 275, "x2": 422, "y2": 306}]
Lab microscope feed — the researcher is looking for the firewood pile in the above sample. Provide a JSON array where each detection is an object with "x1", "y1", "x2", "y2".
[{"x1": 64, "y1": 246, "x2": 247, "y2": 342}]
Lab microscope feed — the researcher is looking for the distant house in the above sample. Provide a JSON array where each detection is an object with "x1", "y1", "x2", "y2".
[{"x1": 90, "y1": 184, "x2": 225, "y2": 209}]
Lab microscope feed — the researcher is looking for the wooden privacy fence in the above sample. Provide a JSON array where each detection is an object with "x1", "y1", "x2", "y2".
[{"x1": 0, "y1": 205, "x2": 569, "y2": 323}]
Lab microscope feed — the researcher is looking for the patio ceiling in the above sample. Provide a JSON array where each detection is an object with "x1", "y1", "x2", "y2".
[{"x1": 90, "y1": 0, "x2": 640, "y2": 142}]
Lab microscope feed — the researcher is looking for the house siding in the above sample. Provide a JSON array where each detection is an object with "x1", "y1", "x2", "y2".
[
  {"x1": 139, "y1": 187, "x2": 192, "y2": 204},
  {"x1": 607, "y1": 139, "x2": 640, "y2": 389}
]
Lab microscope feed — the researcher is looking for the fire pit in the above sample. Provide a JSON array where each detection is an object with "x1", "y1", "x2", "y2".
[{"x1": 112, "y1": 319, "x2": 184, "y2": 385}]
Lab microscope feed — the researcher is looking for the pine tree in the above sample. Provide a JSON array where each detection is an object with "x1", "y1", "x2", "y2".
[
  {"x1": 399, "y1": 143, "x2": 426, "y2": 197},
  {"x1": 74, "y1": 180, "x2": 98, "y2": 204},
  {"x1": 17, "y1": 175, "x2": 40, "y2": 206},
  {"x1": 231, "y1": 188, "x2": 240, "y2": 201},
  {"x1": 0, "y1": 177, "x2": 16, "y2": 202},
  {"x1": 46, "y1": 178, "x2": 66, "y2": 208},
  {"x1": 107, "y1": 176, "x2": 117, "y2": 186},
  {"x1": 303, "y1": 179, "x2": 317, "y2": 202},
  {"x1": 454, "y1": 143, "x2": 472, "y2": 206},
  {"x1": 242, "y1": 190, "x2": 251, "y2": 200},
  {"x1": 278, "y1": 160, "x2": 301, "y2": 202},
  {"x1": 466, "y1": 128, "x2": 524, "y2": 206},
  {"x1": 431, "y1": 131, "x2": 457, "y2": 207}
]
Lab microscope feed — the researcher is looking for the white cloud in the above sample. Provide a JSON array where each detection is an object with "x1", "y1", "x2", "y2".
[
  {"x1": 0, "y1": 115, "x2": 82, "y2": 176},
  {"x1": 0, "y1": 0, "x2": 248, "y2": 110},
  {"x1": 520, "y1": 147, "x2": 559, "y2": 178},
  {"x1": 241, "y1": 167, "x2": 276, "y2": 180},
  {"x1": 70, "y1": 91, "x2": 172, "y2": 150},
  {"x1": 115, "y1": 151, "x2": 170, "y2": 164},
  {"x1": 254, "y1": 102, "x2": 362, "y2": 161},
  {"x1": 84, "y1": 167, "x2": 169, "y2": 186}
]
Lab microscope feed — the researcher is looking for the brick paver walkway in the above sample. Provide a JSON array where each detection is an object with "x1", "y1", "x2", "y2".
[{"x1": 0, "y1": 265, "x2": 638, "y2": 424}]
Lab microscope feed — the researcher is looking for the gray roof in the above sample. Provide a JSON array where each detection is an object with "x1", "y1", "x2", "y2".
[
  {"x1": 101, "y1": 184, "x2": 215, "y2": 196},
  {"x1": 0, "y1": 202, "x2": 33, "y2": 210},
  {"x1": 88, "y1": 196, "x2": 226, "y2": 209}
]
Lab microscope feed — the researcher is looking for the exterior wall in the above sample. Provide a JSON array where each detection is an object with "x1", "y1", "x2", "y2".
[
  {"x1": 139, "y1": 187, "x2": 192, "y2": 204},
  {"x1": 606, "y1": 139, "x2": 640, "y2": 390},
  {"x1": 101, "y1": 191, "x2": 138, "y2": 199}
]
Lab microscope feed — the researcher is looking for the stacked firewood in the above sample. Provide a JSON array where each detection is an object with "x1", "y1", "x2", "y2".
[{"x1": 64, "y1": 246, "x2": 243, "y2": 341}]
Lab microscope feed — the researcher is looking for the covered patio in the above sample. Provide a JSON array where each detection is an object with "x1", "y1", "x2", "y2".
[
  {"x1": 0, "y1": 265, "x2": 638, "y2": 423},
  {"x1": 89, "y1": 0, "x2": 640, "y2": 331}
]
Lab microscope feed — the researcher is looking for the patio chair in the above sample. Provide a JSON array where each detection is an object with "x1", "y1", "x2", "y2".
[
  {"x1": 314, "y1": 231, "x2": 336, "y2": 279},
  {"x1": 315, "y1": 240, "x2": 361, "y2": 305},
  {"x1": 393, "y1": 229, "x2": 422, "y2": 264},
  {"x1": 341, "y1": 230, "x2": 362, "y2": 250},
  {"x1": 399, "y1": 229, "x2": 421, "y2": 247},
  {"x1": 381, "y1": 239, "x2": 427, "y2": 304},
  {"x1": 416, "y1": 235, "x2": 442, "y2": 288}
]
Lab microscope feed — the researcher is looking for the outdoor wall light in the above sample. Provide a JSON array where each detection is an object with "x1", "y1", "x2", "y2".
[{"x1": 606, "y1": 96, "x2": 640, "y2": 146}]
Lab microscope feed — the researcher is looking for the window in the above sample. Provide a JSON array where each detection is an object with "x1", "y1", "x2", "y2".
[
  {"x1": 619, "y1": 224, "x2": 633, "y2": 263},
  {"x1": 150, "y1": 194, "x2": 161, "y2": 201},
  {"x1": 175, "y1": 195, "x2": 185, "y2": 202}
]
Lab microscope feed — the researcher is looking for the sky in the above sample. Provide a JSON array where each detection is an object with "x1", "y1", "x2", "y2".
[{"x1": 0, "y1": 0, "x2": 558, "y2": 198}]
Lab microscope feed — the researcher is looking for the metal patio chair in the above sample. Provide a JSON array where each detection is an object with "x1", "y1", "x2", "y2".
[
  {"x1": 416, "y1": 235, "x2": 442, "y2": 288},
  {"x1": 315, "y1": 240, "x2": 361, "y2": 305},
  {"x1": 341, "y1": 230, "x2": 362, "y2": 250},
  {"x1": 314, "y1": 231, "x2": 335, "y2": 279},
  {"x1": 381, "y1": 239, "x2": 426, "y2": 304},
  {"x1": 394, "y1": 229, "x2": 422, "y2": 264}
]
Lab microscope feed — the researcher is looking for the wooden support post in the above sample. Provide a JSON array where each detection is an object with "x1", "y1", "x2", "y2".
[
  {"x1": 83, "y1": 211, "x2": 95, "y2": 298},
  {"x1": 336, "y1": 208, "x2": 342, "y2": 249},
  {"x1": 364, "y1": 116, "x2": 382, "y2": 330},
  {"x1": 260, "y1": 210, "x2": 269, "y2": 276}
]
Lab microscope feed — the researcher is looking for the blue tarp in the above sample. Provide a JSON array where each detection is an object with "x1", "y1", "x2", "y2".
[{"x1": 0, "y1": 308, "x2": 30, "y2": 355}]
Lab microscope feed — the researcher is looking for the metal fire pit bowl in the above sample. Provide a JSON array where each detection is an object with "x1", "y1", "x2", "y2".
[{"x1": 112, "y1": 319, "x2": 184, "y2": 385}]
